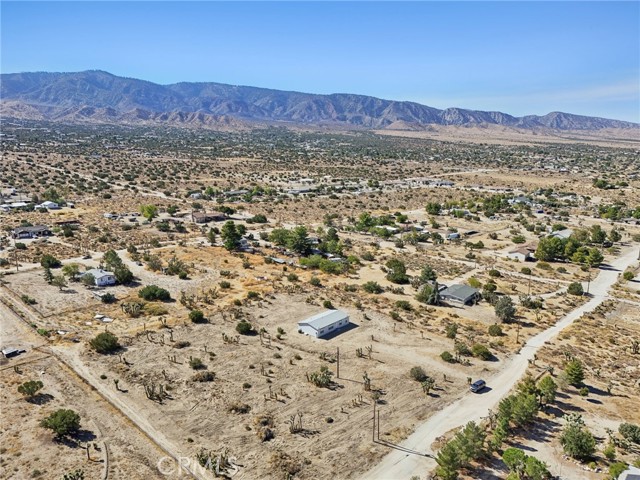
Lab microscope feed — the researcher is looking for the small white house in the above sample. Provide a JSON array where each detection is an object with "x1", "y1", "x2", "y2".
[
  {"x1": 507, "y1": 247, "x2": 535, "y2": 262},
  {"x1": 82, "y1": 268, "x2": 117, "y2": 287},
  {"x1": 35, "y1": 201, "x2": 60, "y2": 210},
  {"x1": 298, "y1": 310, "x2": 350, "y2": 339}
]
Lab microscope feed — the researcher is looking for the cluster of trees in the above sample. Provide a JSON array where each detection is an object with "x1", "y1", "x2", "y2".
[
  {"x1": 220, "y1": 221, "x2": 246, "y2": 251},
  {"x1": 103, "y1": 250, "x2": 133, "y2": 284},
  {"x1": 559, "y1": 414, "x2": 596, "y2": 460},
  {"x1": 269, "y1": 226, "x2": 311, "y2": 255},
  {"x1": 299, "y1": 255, "x2": 348, "y2": 274},
  {"x1": 535, "y1": 226, "x2": 617, "y2": 265},
  {"x1": 435, "y1": 375, "x2": 557, "y2": 479},
  {"x1": 502, "y1": 447, "x2": 551, "y2": 480}
]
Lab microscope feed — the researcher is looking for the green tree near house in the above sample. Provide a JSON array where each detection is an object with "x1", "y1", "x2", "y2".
[
  {"x1": 221, "y1": 221, "x2": 242, "y2": 251},
  {"x1": 139, "y1": 204, "x2": 158, "y2": 221}
]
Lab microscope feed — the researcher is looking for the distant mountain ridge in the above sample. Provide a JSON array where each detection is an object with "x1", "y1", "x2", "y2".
[{"x1": 1, "y1": 70, "x2": 637, "y2": 131}]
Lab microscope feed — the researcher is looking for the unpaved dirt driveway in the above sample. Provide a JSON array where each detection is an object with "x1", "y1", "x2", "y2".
[{"x1": 363, "y1": 245, "x2": 639, "y2": 480}]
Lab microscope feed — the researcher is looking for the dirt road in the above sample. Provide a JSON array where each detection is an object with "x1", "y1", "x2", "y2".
[{"x1": 363, "y1": 245, "x2": 639, "y2": 480}]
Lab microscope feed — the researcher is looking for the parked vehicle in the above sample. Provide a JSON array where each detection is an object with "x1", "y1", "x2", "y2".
[{"x1": 470, "y1": 379, "x2": 486, "y2": 393}]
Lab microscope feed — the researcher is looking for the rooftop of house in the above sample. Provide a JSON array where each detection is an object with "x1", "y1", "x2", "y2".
[
  {"x1": 440, "y1": 284, "x2": 480, "y2": 300},
  {"x1": 83, "y1": 268, "x2": 115, "y2": 279},
  {"x1": 298, "y1": 310, "x2": 349, "y2": 331}
]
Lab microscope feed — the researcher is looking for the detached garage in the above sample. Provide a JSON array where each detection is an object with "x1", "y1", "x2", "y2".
[{"x1": 298, "y1": 310, "x2": 350, "y2": 339}]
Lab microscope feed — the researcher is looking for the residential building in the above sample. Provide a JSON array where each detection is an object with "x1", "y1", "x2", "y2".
[
  {"x1": 81, "y1": 268, "x2": 117, "y2": 287},
  {"x1": 298, "y1": 310, "x2": 350, "y2": 339},
  {"x1": 440, "y1": 285, "x2": 481, "y2": 305}
]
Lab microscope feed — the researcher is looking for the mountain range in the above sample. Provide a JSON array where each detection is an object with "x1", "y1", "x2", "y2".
[{"x1": 1, "y1": 70, "x2": 637, "y2": 131}]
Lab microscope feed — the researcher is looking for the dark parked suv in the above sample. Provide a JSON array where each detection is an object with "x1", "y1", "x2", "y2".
[{"x1": 470, "y1": 379, "x2": 486, "y2": 393}]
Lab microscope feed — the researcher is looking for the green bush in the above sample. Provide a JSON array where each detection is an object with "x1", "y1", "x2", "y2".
[
  {"x1": 189, "y1": 310, "x2": 206, "y2": 324},
  {"x1": 41, "y1": 409, "x2": 81, "y2": 438},
  {"x1": 623, "y1": 271, "x2": 635, "y2": 281},
  {"x1": 236, "y1": 321, "x2": 253, "y2": 335},
  {"x1": 323, "y1": 300, "x2": 334, "y2": 309},
  {"x1": 219, "y1": 280, "x2": 231, "y2": 289},
  {"x1": 138, "y1": 285, "x2": 171, "y2": 301},
  {"x1": 40, "y1": 254, "x2": 61, "y2": 268},
  {"x1": 567, "y1": 282, "x2": 584, "y2": 296},
  {"x1": 309, "y1": 276, "x2": 321, "y2": 287},
  {"x1": 619, "y1": 423, "x2": 640, "y2": 444},
  {"x1": 488, "y1": 324, "x2": 503, "y2": 336},
  {"x1": 89, "y1": 332, "x2": 120, "y2": 354},
  {"x1": 488, "y1": 269, "x2": 502, "y2": 278},
  {"x1": 472, "y1": 344, "x2": 492, "y2": 360},
  {"x1": 189, "y1": 357, "x2": 205, "y2": 370},
  {"x1": 409, "y1": 366, "x2": 428, "y2": 382},
  {"x1": 101, "y1": 293, "x2": 116, "y2": 304},
  {"x1": 362, "y1": 281, "x2": 383, "y2": 294},
  {"x1": 440, "y1": 351, "x2": 455, "y2": 363}
]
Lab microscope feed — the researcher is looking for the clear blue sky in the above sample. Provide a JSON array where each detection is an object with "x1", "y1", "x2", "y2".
[{"x1": 2, "y1": 1, "x2": 639, "y2": 121}]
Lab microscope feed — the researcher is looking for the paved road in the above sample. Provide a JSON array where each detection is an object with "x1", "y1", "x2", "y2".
[{"x1": 363, "y1": 245, "x2": 639, "y2": 480}]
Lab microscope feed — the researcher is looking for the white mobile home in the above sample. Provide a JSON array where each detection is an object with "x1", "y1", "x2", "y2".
[{"x1": 298, "y1": 310, "x2": 350, "y2": 339}]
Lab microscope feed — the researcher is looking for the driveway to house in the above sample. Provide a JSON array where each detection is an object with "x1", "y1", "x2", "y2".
[{"x1": 363, "y1": 244, "x2": 639, "y2": 480}]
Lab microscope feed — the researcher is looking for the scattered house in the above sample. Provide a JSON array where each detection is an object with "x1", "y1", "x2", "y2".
[
  {"x1": 618, "y1": 466, "x2": 640, "y2": 480},
  {"x1": 383, "y1": 226, "x2": 400, "y2": 234},
  {"x1": 440, "y1": 284, "x2": 481, "y2": 306},
  {"x1": 35, "y1": 201, "x2": 60, "y2": 210},
  {"x1": 2, "y1": 347, "x2": 25, "y2": 358},
  {"x1": 508, "y1": 196, "x2": 532, "y2": 205},
  {"x1": 191, "y1": 211, "x2": 227, "y2": 224},
  {"x1": 507, "y1": 247, "x2": 535, "y2": 262},
  {"x1": 225, "y1": 189, "x2": 249, "y2": 197},
  {"x1": 189, "y1": 192, "x2": 203, "y2": 199},
  {"x1": 11, "y1": 225, "x2": 52, "y2": 239},
  {"x1": 288, "y1": 187, "x2": 315, "y2": 195},
  {"x1": 81, "y1": 268, "x2": 117, "y2": 287},
  {"x1": 298, "y1": 310, "x2": 350, "y2": 339},
  {"x1": 446, "y1": 232, "x2": 461, "y2": 241},
  {"x1": 54, "y1": 219, "x2": 81, "y2": 226},
  {"x1": 549, "y1": 228, "x2": 573, "y2": 240}
]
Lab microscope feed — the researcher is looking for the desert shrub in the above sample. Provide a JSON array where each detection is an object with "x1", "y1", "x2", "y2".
[
  {"x1": 488, "y1": 324, "x2": 503, "y2": 336},
  {"x1": 40, "y1": 254, "x2": 61, "y2": 268},
  {"x1": 219, "y1": 280, "x2": 231, "y2": 289},
  {"x1": 236, "y1": 321, "x2": 253, "y2": 335},
  {"x1": 247, "y1": 291, "x2": 260, "y2": 300},
  {"x1": 409, "y1": 366, "x2": 428, "y2": 382},
  {"x1": 395, "y1": 300, "x2": 413, "y2": 311},
  {"x1": 287, "y1": 273, "x2": 299, "y2": 282},
  {"x1": 488, "y1": 269, "x2": 502, "y2": 278},
  {"x1": 623, "y1": 271, "x2": 635, "y2": 281},
  {"x1": 323, "y1": 300, "x2": 334, "y2": 309},
  {"x1": 138, "y1": 285, "x2": 171, "y2": 301},
  {"x1": 191, "y1": 371, "x2": 215, "y2": 382},
  {"x1": 445, "y1": 323, "x2": 458, "y2": 339},
  {"x1": 144, "y1": 303, "x2": 168, "y2": 316},
  {"x1": 472, "y1": 344, "x2": 492, "y2": 360},
  {"x1": 189, "y1": 310, "x2": 206, "y2": 323},
  {"x1": 189, "y1": 357, "x2": 205, "y2": 370},
  {"x1": 228, "y1": 403, "x2": 251, "y2": 414},
  {"x1": 567, "y1": 282, "x2": 584, "y2": 296},
  {"x1": 309, "y1": 276, "x2": 321, "y2": 287},
  {"x1": 440, "y1": 351, "x2": 455, "y2": 363},
  {"x1": 619, "y1": 423, "x2": 640, "y2": 444},
  {"x1": 89, "y1": 332, "x2": 120, "y2": 354},
  {"x1": 174, "y1": 341, "x2": 191, "y2": 349},
  {"x1": 362, "y1": 281, "x2": 383, "y2": 294},
  {"x1": 101, "y1": 293, "x2": 116, "y2": 304}
]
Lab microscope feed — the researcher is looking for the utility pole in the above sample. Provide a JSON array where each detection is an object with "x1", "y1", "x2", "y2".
[
  {"x1": 336, "y1": 347, "x2": 340, "y2": 379},
  {"x1": 372, "y1": 400, "x2": 376, "y2": 442},
  {"x1": 527, "y1": 272, "x2": 531, "y2": 296},
  {"x1": 12, "y1": 234, "x2": 19, "y2": 272},
  {"x1": 586, "y1": 264, "x2": 592, "y2": 295},
  {"x1": 377, "y1": 409, "x2": 380, "y2": 441},
  {"x1": 516, "y1": 321, "x2": 521, "y2": 344}
]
